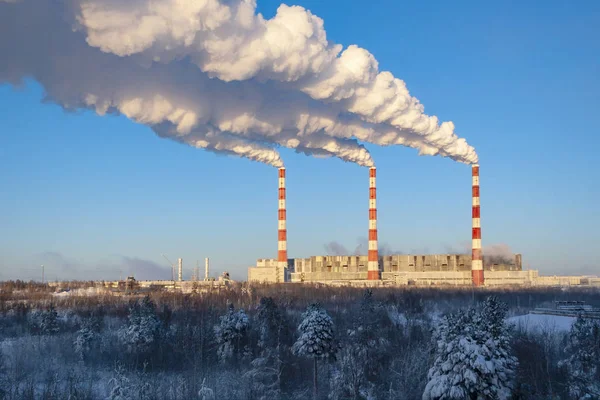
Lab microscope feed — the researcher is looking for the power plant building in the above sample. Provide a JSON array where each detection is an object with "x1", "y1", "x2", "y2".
[
  {"x1": 248, "y1": 253, "x2": 523, "y2": 284},
  {"x1": 247, "y1": 258, "x2": 292, "y2": 283}
]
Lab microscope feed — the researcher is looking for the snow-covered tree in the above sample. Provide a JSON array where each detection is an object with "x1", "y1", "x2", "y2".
[
  {"x1": 329, "y1": 345, "x2": 374, "y2": 400},
  {"x1": 329, "y1": 290, "x2": 389, "y2": 400},
  {"x1": 422, "y1": 296, "x2": 517, "y2": 400},
  {"x1": 214, "y1": 303, "x2": 250, "y2": 365},
  {"x1": 0, "y1": 349, "x2": 7, "y2": 399},
  {"x1": 245, "y1": 297, "x2": 288, "y2": 399},
  {"x1": 40, "y1": 304, "x2": 60, "y2": 335},
  {"x1": 293, "y1": 303, "x2": 338, "y2": 399},
  {"x1": 119, "y1": 296, "x2": 162, "y2": 356},
  {"x1": 198, "y1": 378, "x2": 215, "y2": 400},
  {"x1": 559, "y1": 315, "x2": 600, "y2": 399},
  {"x1": 74, "y1": 317, "x2": 100, "y2": 361},
  {"x1": 108, "y1": 363, "x2": 133, "y2": 400}
]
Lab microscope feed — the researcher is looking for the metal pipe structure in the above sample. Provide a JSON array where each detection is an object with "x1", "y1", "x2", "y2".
[
  {"x1": 178, "y1": 258, "x2": 183, "y2": 282},
  {"x1": 277, "y1": 168, "x2": 287, "y2": 278},
  {"x1": 367, "y1": 167, "x2": 380, "y2": 280},
  {"x1": 205, "y1": 257, "x2": 210, "y2": 280},
  {"x1": 472, "y1": 164, "x2": 484, "y2": 286}
]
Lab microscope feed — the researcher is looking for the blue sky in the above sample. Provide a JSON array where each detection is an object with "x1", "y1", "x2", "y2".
[{"x1": 1, "y1": 0, "x2": 599, "y2": 280}]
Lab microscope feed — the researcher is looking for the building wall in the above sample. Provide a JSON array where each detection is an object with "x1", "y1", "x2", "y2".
[
  {"x1": 292, "y1": 253, "x2": 522, "y2": 275},
  {"x1": 248, "y1": 258, "x2": 293, "y2": 283},
  {"x1": 252, "y1": 254, "x2": 525, "y2": 284}
]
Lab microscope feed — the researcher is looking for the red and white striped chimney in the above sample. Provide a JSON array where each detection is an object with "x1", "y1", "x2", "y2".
[
  {"x1": 277, "y1": 168, "x2": 287, "y2": 273},
  {"x1": 472, "y1": 164, "x2": 484, "y2": 286},
  {"x1": 367, "y1": 167, "x2": 380, "y2": 280}
]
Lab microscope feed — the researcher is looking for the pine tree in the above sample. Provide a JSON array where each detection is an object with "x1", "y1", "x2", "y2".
[
  {"x1": 422, "y1": 296, "x2": 517, "y2": 400},
  {"x1": 293, "y1": 303, "x2": 338, "y2": 399},
  {"x1": 40, "y1": 304, "x2": 60, "y2": 335},
  {"x1": 559, "y1": 315, "x2": 600, "y2": 399},
  {"x1": 119, "y1": 296, "x2": 162, "y2": 356},
  {"x1": 74, "y1": 317, "x2": 100, "y2": 361},
  {"x1": 214, "y1": 303, "x2": 250, "y2": 366}
]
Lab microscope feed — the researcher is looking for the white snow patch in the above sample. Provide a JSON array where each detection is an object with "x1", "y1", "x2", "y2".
[
  {"x1": 52, "y1": 287, "x2": 104, "y2": 297},
  {"x1": 507, "y1": 313, "x2": 575, "y2": 333}
]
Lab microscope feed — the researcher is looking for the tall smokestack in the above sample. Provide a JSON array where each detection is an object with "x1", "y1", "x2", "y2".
[
  {"x1": 178, "y1": 258, "x2": 183, "y2": 282},
  {"x1": 367, "y1": 167, "x2": 380, "y2": 280},
  {"x1": 205, "y1": 257, "x2": 209, "y2": 280},
  {"x1": 472, "y1": 165, "x2": 484, "y2": 286},
  {"x1": 278, "y1": 168, "x2": 287, "y2": 277}
]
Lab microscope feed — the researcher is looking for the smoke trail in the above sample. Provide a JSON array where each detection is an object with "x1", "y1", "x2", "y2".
[
  {"x1": 483, "y1": 243, "x2": 515, "y2": 265},
  {"x1": 324, "y1": 242, "x2": 349, "y2": 256},
  {"x1": 0, "y1": 0, "x2": 477, "y2": 167}
]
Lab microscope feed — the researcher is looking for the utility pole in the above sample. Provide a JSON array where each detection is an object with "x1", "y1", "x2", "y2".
[
  {"x1": 41, "y1": 265, "x2": 44, "y2": 284},
  {"x1": 161, "y1": 254, "x2": 176, "y2": 282}
]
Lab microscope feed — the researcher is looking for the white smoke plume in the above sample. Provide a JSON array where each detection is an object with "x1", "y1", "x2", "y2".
[
  {"x1": 483, "y1": 243, "x2": 515, "y2": 265},
  {"x1": 324, "y1": 241, "x2": 349, "y2": 256},
  {"x1": 0, "y1": 0, "x2": 478, "y2": 167}
]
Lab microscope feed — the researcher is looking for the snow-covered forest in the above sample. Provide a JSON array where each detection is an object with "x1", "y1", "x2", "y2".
[{"x1": 0, "y1": 281, "x2": 598, "y2": 400}]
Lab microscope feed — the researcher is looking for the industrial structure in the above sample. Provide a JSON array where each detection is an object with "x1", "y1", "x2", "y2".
[
  {"x1": 246, "y1": 162, "x2": 600, "y2": 287},
  {"x1": 277, "y1": 167, "x2": 288, "y2": 283},
  {"x1": 368, "y1": 167, "x2": 380, "y2": 280},
  {"x1": 248, "y1": 253, "x2": 525, "y2": 285},
  {"x1": 178, "y1": 258, "x2": 183, "y2": 282},
  {"x1": 472, "y1": 164, "x2": 484, "y2": 286}
]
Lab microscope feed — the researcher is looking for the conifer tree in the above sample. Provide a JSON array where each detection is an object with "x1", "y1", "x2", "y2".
[
  {"x1": 422, "y1": 296, "x2": 517, "y2": 400},
  {"x1": 119, "y1": 296, "x2": 162, "y2": 357},
  {"x1": 74, "y1": 316, "x2": 100, "y2": 361},
  {"x1": 40, "y1": 304, "x2": 60, "y2": 335},
  {"x1": 559, "y1": 315, "x2": 600, "y2": 399},
  {"x1": 293, "y1": 303, "x2": 338, "y2": 399},
  {"x1": 214, "y1": 303, "x2": 250, "y2": 366}
]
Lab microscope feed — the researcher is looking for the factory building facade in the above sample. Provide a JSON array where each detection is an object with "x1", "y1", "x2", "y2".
[
  {"x1": 247, "y1": 253, "x2": 523, "y2": 284},
  {"x1": 247, "y1": 258, "x2": 293, "y2": 283}
]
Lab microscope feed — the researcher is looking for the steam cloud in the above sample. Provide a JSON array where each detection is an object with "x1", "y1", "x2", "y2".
[
  {"x1": 483, "y1": 243, "x2": 515, "y2": 265},
  {"x1": 324, "y1": 241, "x2": 349, "y2": 256},
  {"x1": 0, "y1": 0, "x2": 478, "y2": 167},
  {"x1": 325, "y1": 238, "x2": 401, "y2": 256}
]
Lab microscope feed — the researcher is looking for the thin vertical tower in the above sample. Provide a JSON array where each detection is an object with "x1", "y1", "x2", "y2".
[
  {"x1": 472, "y1": 164, "x2": 484, "y2": 286},
  {"x1": 367, "y1": 167, "x2": 380, "y2": 280},
  {"x1": 178, "y1": 258, "x2": 183, "y2": 282},
  {"x1": 205, "y1": 257, "x2": 210, "y2": 281},
  {"x1": 277, "y1": 168, "x2": 287, "y2": 282}
]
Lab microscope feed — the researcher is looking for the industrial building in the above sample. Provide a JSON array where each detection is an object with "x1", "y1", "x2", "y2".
[
  {"x1": 247, "y1": 253, "x2": 524, "y2": 285},
  {"x1": 246, "y1": 164, "x2": 597, "y2": 287},
  {"x1": 247, "y1": 258, "x2": 291, "y2": 283},
  {"x1": 247, "y1": 256, "x2": 598, "y2": 287},
  {"x1": 253, "y1": 165, "x2": 501, "y2": 286}
]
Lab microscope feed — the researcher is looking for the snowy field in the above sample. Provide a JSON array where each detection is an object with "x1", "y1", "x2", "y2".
[{"x1": 507, "y1": 313, "x2": 575, "y2": 333}]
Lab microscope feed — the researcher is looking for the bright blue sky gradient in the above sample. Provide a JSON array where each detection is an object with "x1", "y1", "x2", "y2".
[{"x1": 1, "y1": 0, "x2": 599, "y2": 280}]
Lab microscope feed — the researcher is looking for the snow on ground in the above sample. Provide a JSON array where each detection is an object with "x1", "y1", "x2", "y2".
[
  {"x1": 52, "y1": 287, "x2": 104, "y2": 296},
  {"x1": 507, "y1": 313, "x2": 575, "y2": 333}
]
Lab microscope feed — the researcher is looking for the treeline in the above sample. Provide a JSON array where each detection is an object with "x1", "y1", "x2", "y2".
[{"x1": 0, "y1": 284, "x2": 598, "y2": 399}]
